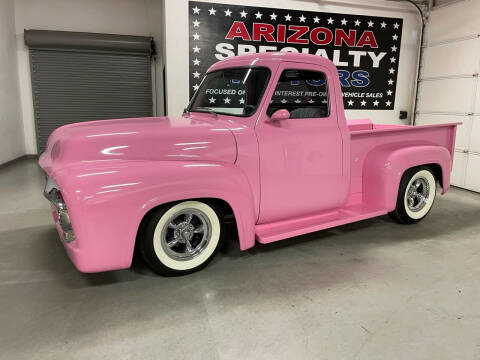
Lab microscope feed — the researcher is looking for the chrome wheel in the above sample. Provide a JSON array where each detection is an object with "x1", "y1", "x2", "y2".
[
  {"x1": 160, "y1": 209, "x2": 212, "y2": 261},
  {"x1": 390, "y1": 167, "x2": 436, "y2": 224},
  {"x1": 406, "y1": 177, "x2": 430, "y2": 213}
]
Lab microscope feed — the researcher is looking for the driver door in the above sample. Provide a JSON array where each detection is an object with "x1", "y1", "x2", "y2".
[{"x1": 255, "y1": 62, "x2": 346, "y2": 224}]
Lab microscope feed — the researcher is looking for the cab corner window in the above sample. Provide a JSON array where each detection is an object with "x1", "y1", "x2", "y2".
[{"x1": 267, "y1": 69, "x2": 330, "y2": 119}]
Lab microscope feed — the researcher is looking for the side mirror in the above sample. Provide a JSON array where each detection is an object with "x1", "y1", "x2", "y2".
[{"x1": 268, "y1": 109, "x2": 290, "y2": 122}]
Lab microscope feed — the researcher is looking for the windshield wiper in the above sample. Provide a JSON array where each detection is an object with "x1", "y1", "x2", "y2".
[{"x1": 194, "y1": 107, "x2": 218, "y2": 118}]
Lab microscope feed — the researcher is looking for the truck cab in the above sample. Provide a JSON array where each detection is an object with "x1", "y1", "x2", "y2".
[{"x1": 188, "y1": 53, "x2": 350, "y2": 224}]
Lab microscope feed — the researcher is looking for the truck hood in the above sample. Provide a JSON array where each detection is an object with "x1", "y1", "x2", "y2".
[{"x1": 40, "y1": 115, "x2": 237, "y2": 171}]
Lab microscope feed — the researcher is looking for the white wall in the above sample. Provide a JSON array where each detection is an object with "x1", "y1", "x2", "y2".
[
  {"x1": 14, "y1": 0, "x2": 163, "y2": 154},
  {"x1": 0, "y1": 0, "x2": 24, "y2": 165},
  {"x1": 417, "y1": 0, "x2": 480, "y2": 192},
  {"x1": 162, "y1": 0, "x2": 422, "y2": 126}
]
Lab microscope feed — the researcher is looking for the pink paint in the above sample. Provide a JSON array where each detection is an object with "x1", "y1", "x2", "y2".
[{"x1": 39, "y1": 52, "x2": 458, "y2": 273}]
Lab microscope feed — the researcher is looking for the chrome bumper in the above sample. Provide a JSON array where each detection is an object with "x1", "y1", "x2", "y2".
[{"x1": 43, "y1": 175, "x2": 75, "y2": 243}]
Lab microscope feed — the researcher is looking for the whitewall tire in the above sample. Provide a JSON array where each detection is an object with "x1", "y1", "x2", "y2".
[
  {"x1": 140, "y1": 200, "x2": 223, "y2": 276},
  {"x1": 389, "y1": 167, "x2": 437, "y2": 224}
]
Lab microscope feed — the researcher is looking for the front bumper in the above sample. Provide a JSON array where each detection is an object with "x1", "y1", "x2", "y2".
[{"x1": 43, "y1": 175, "x2": 76, "y2": 243}]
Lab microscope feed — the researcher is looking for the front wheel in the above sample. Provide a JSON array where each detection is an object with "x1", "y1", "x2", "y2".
[
  {"x1": 389, "y1": 167, "x2": 437, "y2": 224},
  {"x1": 140, "y1": 200, "x2": 223, "y2": 276}
]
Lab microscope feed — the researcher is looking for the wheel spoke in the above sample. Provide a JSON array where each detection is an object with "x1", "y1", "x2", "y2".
[
  {"x1": 167, "y1": 238, "x2": 179, "y2": 248},
  {"x1": 168, "y1": 222, "x2": 178, "y2": 229},
  {"x1": 185, "y1": 241, "x2": 194, "y2": 254},
  {"x1": 193, "y1": 225, "x2": 204, "y2": 234},
  {"x1": 185, "y1": 213, "x2": 193, "y2": 224}
]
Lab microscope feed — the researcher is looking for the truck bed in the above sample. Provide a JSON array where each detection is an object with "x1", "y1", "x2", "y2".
[
  {"x1": 347, "y1": 118, "x2": 458, "y2": 202},
  {"x1": 347, "y1": 118, "x2": 459, "y2": 139}
]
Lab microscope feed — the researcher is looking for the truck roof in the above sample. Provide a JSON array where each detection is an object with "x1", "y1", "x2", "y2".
[{"x1": 208, "y1": 52, "x2": 335, "y2": 73}]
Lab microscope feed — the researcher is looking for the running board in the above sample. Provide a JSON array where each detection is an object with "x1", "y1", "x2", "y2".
[{"x1": 255, "y1": 205, "x2": 388, "y2": 244}]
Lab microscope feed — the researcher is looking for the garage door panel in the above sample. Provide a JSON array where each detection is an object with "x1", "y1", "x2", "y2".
[
  {"x1": 451, "y1": 151, "x2": 467, "y2": 187},
  {"x1": 470, "y1": 116, "x2": 480, "y2": 154},
  {"x1": 29, "y1": 44, "x2": 152, "y2": 153},
  {"x1": 475, "y1": 81, "x2": 480, "y2": 115},
  {"x1": 427, "y1": 1, "x2": 480, "y2": 44},
  {"x1": 422, "y1": 38, "x2": 479, "y2": 79},
  {"x1": 423, "y1": 3, "x2": 480, "y2": 193},
  {"x1": 415, "y1": 114, "x2": 470, "y2": 151},
  {"x1": 465, "y1": 153, "x2": 480, "y2": 192},
  {"x1": 417, "y1": 78, "x2": 475, "y2": 114}
]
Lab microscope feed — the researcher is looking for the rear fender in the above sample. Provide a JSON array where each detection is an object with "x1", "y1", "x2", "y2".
[{"x1": 362, "y1": 145, "x2": 452, "y2": 212}]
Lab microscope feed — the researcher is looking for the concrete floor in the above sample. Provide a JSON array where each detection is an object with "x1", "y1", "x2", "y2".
[{"x1": 0, "y1": 159, "x2": 479, "y2": 360}]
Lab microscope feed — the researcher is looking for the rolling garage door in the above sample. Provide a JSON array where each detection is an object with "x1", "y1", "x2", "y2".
[
  {"x1": 417, "y1": 0, "x2": 480, "y2": 192},
  {"x1": 25, "y1": 30, "x2": 153, "y2": 153}
]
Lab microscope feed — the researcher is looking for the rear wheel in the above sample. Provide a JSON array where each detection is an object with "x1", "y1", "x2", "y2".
[
  {"x1": 140, "y1": 200, "x2": 223, "y2": 276},
  {"x1": 389, "y1": 167, "x2": 437, "y2": 224}
]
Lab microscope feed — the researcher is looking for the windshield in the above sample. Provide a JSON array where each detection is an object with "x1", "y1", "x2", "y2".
[{"x1": 187, "y1": 67, "x2": 270, "y2": 117}]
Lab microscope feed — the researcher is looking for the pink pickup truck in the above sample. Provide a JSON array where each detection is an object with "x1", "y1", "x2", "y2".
[{"x1": 40, "y1": 52, "x2": 458, "y2": 276}]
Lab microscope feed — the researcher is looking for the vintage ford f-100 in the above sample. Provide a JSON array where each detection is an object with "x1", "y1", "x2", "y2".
[{"x1": 40, "y1": 52, "x2": 458, "y2": 275}]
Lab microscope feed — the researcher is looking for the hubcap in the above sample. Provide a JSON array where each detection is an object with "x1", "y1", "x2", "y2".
[
  {"x1": 406, "y1": 177, "x2": 430, "y2": 212},
  {"x1": 160, "y1": 209, "x2": 212, "y2": 261}
]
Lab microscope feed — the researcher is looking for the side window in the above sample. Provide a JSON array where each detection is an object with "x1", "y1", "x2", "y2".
[{"x1": 267, "y1": 69, "x2": 330, "y2": 119}]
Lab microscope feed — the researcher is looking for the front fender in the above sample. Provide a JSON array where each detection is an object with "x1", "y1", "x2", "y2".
[
  {"x1": 362, "y1": 144, "x2": 452, "y2": 212},
  {"x1": 51, "y1": 160, "x2": 256, "y2": 272}
]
